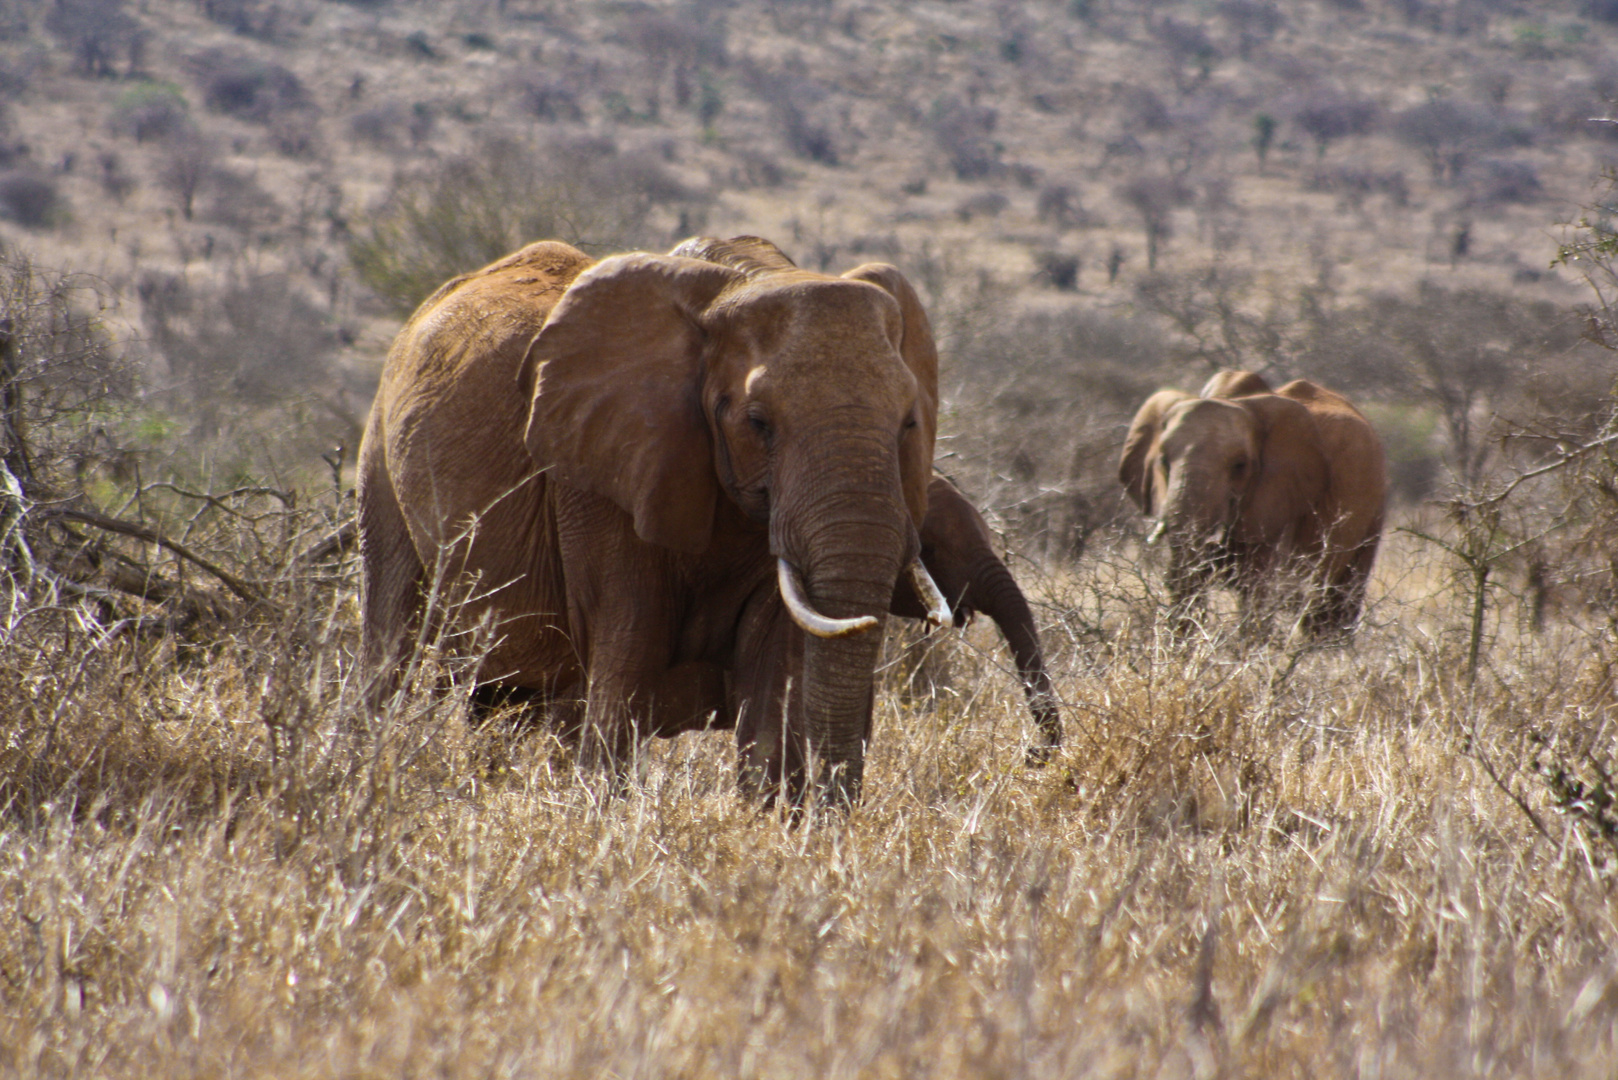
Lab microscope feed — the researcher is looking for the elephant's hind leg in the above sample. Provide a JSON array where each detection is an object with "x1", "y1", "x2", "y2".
[{"x1": 358, "y1": 458, "x2": 425, "y2": 711}]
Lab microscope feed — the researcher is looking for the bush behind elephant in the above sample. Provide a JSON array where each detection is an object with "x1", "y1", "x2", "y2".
[{"x1": 1118, "y1": 369, "x2": 1388, "y2": 637}]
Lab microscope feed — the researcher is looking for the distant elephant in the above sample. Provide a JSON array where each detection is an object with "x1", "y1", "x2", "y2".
[
  {"x1": 892, "y1": 475, "x2": 1063, "y2": 764},
  {"x1": 1118, "y1": 370, "x2": 1387, "y2": 636},
  {"x1": 358, "y1": 236, "x2": 954, "y2": 805}
]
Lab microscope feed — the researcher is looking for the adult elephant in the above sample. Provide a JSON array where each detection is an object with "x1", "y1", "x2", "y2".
[
  {"x1": 358, "y1": 236, "x2": 953, "y2": 805},
  {"x1": 893, "y1": 475, "x2": 1063, "y2": 765},
  {"x1": 1118, "y1": 370, "x2": 1387, "y2": 637}
]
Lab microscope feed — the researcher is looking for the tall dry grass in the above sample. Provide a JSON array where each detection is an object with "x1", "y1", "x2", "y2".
[{"x1": 2, "y1": 513, "x2": 1616, "y2": 1078}]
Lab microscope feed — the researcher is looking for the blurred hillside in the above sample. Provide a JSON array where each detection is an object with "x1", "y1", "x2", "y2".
[{"x1": 2, "y1": 0, "x2": 1616, "y2": 524}]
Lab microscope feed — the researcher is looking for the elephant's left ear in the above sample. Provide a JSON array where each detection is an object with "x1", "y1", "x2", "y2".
[
  {"x1": 523, "y1": 253, "x2": 740, "y2": 554},
  {"x1": 1239, "y1": 395, "x2": 1331, "y2": 548},
  {"x1": 841, "y1": 262, "x2": 938, "y2": 527}
]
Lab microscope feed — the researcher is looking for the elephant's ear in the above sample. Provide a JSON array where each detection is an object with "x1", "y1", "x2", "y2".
[
  {"x1": 841, "y1": 262, "x2": 939, "y2": 527},
  {"x1": 523, "y1": 253, "x2": 740, "y2": 554},
  {"x1": 1238, "y1": 394, "x2": 1331, "y2": 548},
  {"x1": 1119, "y1": 389, "x2": 1191, "y2": 514}
]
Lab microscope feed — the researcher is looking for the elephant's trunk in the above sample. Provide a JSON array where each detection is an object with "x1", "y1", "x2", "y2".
[
  {"x1": 968, "y1": 554, "x2": 1061, "y2": 760},
  {"x1": 776, "y1": 440, "x2": 911, "y2": 806}
]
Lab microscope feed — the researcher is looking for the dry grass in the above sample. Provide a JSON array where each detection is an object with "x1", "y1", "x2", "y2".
[{"x1": 3, "y1": 520, "x2": 1616, "y2": 1079}]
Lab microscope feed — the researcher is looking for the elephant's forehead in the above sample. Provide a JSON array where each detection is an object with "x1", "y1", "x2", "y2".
[
  {"x1": 1163, "y1": 399, "x2": 1254, "y2": 448},
  {"x1": 717, "y1": 277, "x2": 903, "y2": 356}
]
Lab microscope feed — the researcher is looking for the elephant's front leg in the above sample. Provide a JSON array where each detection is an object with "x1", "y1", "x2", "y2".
[
  {"x1": 729, "y1": 588, "x2": 805, "y2": 802},
  {"x1": 556, "y1": 493, "x2": 682, "y2": 773}
]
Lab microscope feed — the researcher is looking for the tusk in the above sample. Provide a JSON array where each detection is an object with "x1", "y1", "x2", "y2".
[
  {"x1": 1145, "y1": 519, "x2": 1167, "y2": 545},
  {"x1": 907, "y1": 558, "x2": 953, "y2": 629},
  {"x1": 777, "y1": 559, "x2": 879, "y2": 639}
]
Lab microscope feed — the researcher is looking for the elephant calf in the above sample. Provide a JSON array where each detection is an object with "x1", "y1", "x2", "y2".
[{"x1": 1119, "y1": 369, "x2": 1387, "y2": 637}]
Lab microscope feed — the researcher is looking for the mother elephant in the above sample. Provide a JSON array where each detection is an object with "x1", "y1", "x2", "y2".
[
  {"x1": 1118, "y1": 370, "x2": 1387, "y2": 637},
  {"x1": 358, "y1": 236, "x2": 953, "y2": 804}
]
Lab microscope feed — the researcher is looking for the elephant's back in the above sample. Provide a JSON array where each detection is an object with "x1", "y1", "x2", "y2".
[
  {"x1": 371, "y1": 242, "x2": 595, "y2": 550},
  {"x1": 1279, "y1": 380, "x2": 1387, "y2": 556}
]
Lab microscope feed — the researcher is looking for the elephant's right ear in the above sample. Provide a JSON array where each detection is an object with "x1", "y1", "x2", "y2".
[
  {"x1": 1119, "y1": 389, "x2": 1191, "y2": 514},
  {"x1": 523, "y1": 254, "x2": 740, "y2": 555}
]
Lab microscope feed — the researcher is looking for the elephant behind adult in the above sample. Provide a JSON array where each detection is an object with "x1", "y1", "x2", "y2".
[
  {"x1": 358, "y1": 236, "x2": 951, "y2": 804},
  {"x1": 892, "y1": 475, "x2": 1063, "y2": 764},
  {"x1": 1118, "y1": 370, "x2": 1387, "y2": 636}
]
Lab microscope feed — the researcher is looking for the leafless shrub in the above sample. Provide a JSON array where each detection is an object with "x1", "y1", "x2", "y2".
[
  {"x1": 1116, "y1": 174, "x2": 1189, "y2": 271},
  {"x1": 727, "y1": 147, "x2": 788, "y2": 189},
  {"x1": 1114, "y1": 86, "x2": 1173, "y2": 135},
  {"x1": 138, "y1": 270, "x2": 339, "y2": 423},
  {"x1": 0, "y1": 252, "x2": 133, "y2": 501},
  {"x1": 155, "y1": 132, "x2": 218, "y2": 221},
  {"x1": 0, "y1": 172, "x2": 65, "y2": 229},
  {"x1": 1470, "y1": 158, "x2": 1543, "y2": 206},
  {"x1": 1218, "y1": 0, "x2": 1284, "y2": 57},
  {"x1": 95, "y1": 151, "x2": 135, "y2": 203},
  {"x1": 347, "y1": 101, "x2": 408, "y2": 147},
  {"x1": 198, "y1": 166, "x2": 283, "y2": 235},
  {"x1": 1307, "y1": 162, "x2": 1409, "y2": 210},
  {"x1": 1036, "y1": 184, "x2": 1076, "y2": 226},
  {"x1": 199, "y1": 0, "x2": 292, "y2": 41},
  {"x1": 45, "y1": 0, "x2": 142, "y2": 78},
  {"x1": 1288, "y1": 89, "x2": 1378, "y2": 159},
  {"x1": 1391, "y1": 97, "x2": 1501, "y2": 182},
  {"x1": 929, "y1": 96, "x2": 1000, "y2": 180},
  {"x1": 191, "y1": 47, "x2": 308, "y2": 123},
  {"x1": 267, "y1": 113, "x2": 323, "y2": 159},
  {"x1": 955, "y1": 190, "x2": 1008, "y2": 222},
  {"x1": 1303, "y1": 283, "x2": 1584, "y2": 486},
  {"x1": 1034, "y1": 251, "x2": 1080, "y2": 292},
  {"x1": 108, "y1": 81, "x2": 191, "y2": 143},
  {"x1": 512, "y1": 75, "x2": 585, "y2": 123},
  {"x1": 742, "y1": 60, "x2": 841, "y2": 165},
  {"x1": 1151, "y1": 17, "x2": 1219, "y2": 88}
]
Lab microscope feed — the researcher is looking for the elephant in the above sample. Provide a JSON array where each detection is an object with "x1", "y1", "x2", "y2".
[
  {"x1": 357, "y1": 235, "x2": 956, "y2": 805},
  {"x1": 893, "y1": 475, "x2": 1063, "y2": 765},
  {"x1": 1118, "y1": 370, "x2": 1387, "y2": 638}
]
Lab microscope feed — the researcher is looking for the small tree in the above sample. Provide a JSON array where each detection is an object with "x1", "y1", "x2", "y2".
[
  {"x1": 45, "y1": 0, "x2": 142, "y2": 78},
  {"x1": 1118, "y1": 175, "x2": 1189, "y2": 271},
  {"x1": 1291, "y1": 90, "x2": 1378, "y2": 160},
  {"x1": 157, "y1": 133, "x2": 218, "y2": 221},
  {"x1": 1392, "y1": 98, "x2": 1499, "y2": 183}
]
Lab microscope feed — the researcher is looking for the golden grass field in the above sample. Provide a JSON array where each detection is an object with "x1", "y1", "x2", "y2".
[
  {"x1": 4, "y1": 0, "x2": 1618, "y2": 1074},
  {"x1": 3, "y1": 512, "x2": 1616, "y2": 1078}
]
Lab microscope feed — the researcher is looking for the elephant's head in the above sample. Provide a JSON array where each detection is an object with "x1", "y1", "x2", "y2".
[
  {"x1": 521, "y1": 236, "x2": 943, "y2": 802},
  {"x1": 1120, "y1": 388, "x2": 1330, "y2": 586}
]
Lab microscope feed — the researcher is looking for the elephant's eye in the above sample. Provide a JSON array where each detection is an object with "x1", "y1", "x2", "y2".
[
  {"x1": 1231, "y1": 459, "x2": 1249, "y2": 478},
  {"x1": 747, "y1": 411, "x2": 774, "y2": 442},
  {"x1": 903, "y1": 415, "x2": 918, "y2": 431}
]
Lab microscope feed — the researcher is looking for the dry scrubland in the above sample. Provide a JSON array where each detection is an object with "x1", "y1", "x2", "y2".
[
  {"x1": 4, "y1": 0, "x2": 1618, "y2": 1075},
  {"x1": 4, "y1": 524, "x2": 1618, "y2": 1077}
]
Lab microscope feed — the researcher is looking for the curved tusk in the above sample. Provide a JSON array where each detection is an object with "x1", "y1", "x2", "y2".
[
  {"x1": 777, "y1": 559, "x2": 880, "y2": 639},
  {"x1": 907, "y1": 558, "x2": 953, "y2": 629},
  {"x1": 1145, "y1": 519, "x2": 1167, "y2": 545}
]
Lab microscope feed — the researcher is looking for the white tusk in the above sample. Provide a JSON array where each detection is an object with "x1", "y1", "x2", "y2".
[
  {"x1": 1145, "y1": 519, "x2": 1167, "y2": 545},
  {"x1": 908, "y1": 558, "x2": 953, "y2": 629},
  {"x1": 777, "y1": 559, "x2": 880, "y2": 639}
]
